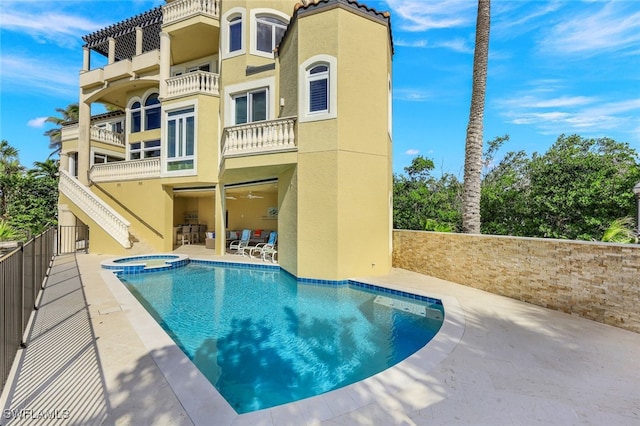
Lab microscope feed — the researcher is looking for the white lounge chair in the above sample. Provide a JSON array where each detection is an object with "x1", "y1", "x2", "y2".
[
  {"x1": 229, "y1": 229, "x2": 251, "y2": 254},
  {"x1": 250, "y1": 231, "x2": 277, "y2": 260}
]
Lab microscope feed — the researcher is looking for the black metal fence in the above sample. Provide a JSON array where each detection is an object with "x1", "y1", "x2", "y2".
[{"x1": 0, "y1": 225, "x2": 88, "y2": 393}]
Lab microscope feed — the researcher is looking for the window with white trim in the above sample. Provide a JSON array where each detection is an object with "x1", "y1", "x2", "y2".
[
  {"x1": 222, "y1": 8, "x2": 246, "y2": 58},
  {"x1": 299, "y1": 55, "x2": 337, "y2": 122},
  {"x1": 256, "y1": 15, "x2": 286, "y2": 54},
  {"x1": 232, "y1": 89, "x2": 267, "y2": 125},
  {"x1": 229, "y1": 16, "x2": 242, "y2": 52},
  {"x1": 166, "y1": 108, "x2": 195, "y2": 171},
  {"x1": 308, "y1": 64, "x2": 329, "y2": 113},
  {"x1": 144, "y1": 93, "x2": 160, "y2": 130},
  {"x1": 130, "y1": 101, "x2": 141, "y2": 132},
  {"x1": 93, "y1": 153, "x2": 123, "y2": 164},
  {"x1": 130, "y1": 140, "x2": 160, "y2": 160}
]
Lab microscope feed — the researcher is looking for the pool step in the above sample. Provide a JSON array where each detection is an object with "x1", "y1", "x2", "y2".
[{"x1": 374, "y1": 295, "x2": 443, "y2": 320}]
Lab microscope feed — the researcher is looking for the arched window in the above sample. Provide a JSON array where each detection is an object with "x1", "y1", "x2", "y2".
[
  {"x1": 130, "y1": 101, "x2": 141, "y2": 133},
  {"x1": 308, "y1": 65, "x2": 329, "y2": 113},
  {"x1": 299, "y1": 55, "x2": 337, "y2": 122},
  {"x1": 255, "y1": 15, "x2": 286, "y2": 53},
  {"x1": 222, "y1": 8, "x2": 246, "y2": 58},
  {"x1": 229, "y1": 16, "x2": 242, "y2": 52},
  {"x1": 144, "y1": 93, "x2": 160, "y2": 130}
]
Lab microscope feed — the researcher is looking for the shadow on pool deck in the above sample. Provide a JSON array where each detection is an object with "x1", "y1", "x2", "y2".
[{"x1": 2, "y1": 252, "x2": 639, "y2": 425}]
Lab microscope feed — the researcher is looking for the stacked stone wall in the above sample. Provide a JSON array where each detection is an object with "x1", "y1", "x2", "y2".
[{"x1": 392, "y1": 230, "x2": 640, "y2": 333}]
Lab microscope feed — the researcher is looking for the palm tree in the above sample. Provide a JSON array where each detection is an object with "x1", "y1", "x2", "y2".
[
  {"x1": 462, "y1": 0, "x2": 491, "y2": 234},
  {"x1": 29, "y1": 158, "x2": 59, "y2": 180},
  {"x1": 0, "y1": 140, "x2": 24, "y2": 217},
  {"x1": 44, "y1": 103, "x2": 79, "y2": 157}
]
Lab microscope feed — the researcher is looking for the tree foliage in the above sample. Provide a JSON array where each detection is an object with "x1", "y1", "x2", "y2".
[
  {"x1": 395, "y1": 134, "x2": 640, "y2": 243},
  {"x1": 394, "y1": 156, "x2": 463, "y2": 232},
  {"x1": 6, "y1": 169, "x2": 59, "y2": 236},
  {"x1": 0, "y1": 140, "x2": 59, "y2": 238},
  {"x1": 45, "y1": 103, "x2": 79, "y2": 157}
]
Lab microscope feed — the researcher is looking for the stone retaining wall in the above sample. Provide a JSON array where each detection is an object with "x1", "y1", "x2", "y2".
[{"x1": 392, "y1": 230, "x2": 640, "y2": 333}]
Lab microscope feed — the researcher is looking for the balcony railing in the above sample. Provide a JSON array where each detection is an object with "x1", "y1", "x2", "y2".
[
  {"x1": 167, "y1": 71, "x2": 220, "y2": 98},
  {"x1": 223, "y1": 117, "x2": 297, "y2": 157},
  {"x1": 89, "y1": 158, "x2": 161, "y2": 183},
  {"x1": 59, "y1": 170, "x2": 131, "y2": 248},
  {"x1": 163, "y1": 0, "x2": 220, "y2": 25},
  {"x1": 91, "y1": 126, "x2": 125, "y2": 147}
]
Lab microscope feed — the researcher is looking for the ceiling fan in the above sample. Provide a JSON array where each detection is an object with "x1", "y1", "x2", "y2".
[
  {"x1": 225, "y1": 195, "x2": 237, "y2": 200},
  {"x1": 242, "y1": 192, "x2": 264, "y2": 199}
]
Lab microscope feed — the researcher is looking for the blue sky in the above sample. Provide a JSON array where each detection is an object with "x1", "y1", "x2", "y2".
[{"x1": 1, "y1": 0, "x2": 639, "y2": 176}]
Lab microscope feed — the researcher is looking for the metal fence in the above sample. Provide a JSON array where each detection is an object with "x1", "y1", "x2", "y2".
[{"x1": 0, "y1": 225, "x2": 88, "y2": 393}]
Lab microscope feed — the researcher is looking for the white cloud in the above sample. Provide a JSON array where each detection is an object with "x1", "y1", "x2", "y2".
[
  {"x1": 405, "y1": 149, "x2": 420, "y2": 155},
  {"x1": 394, "y1": 39, "x2": 429, "y2": 48},
  {"x1": 498, "y1": 91, "x2": 640, "y2": 137},
  {"x1": 437, "y1": 38, "x2": 473, "y2": 54},
  {"x1": 27, "y1": 117, "x2": 48, "y2": 128},
  {"x1": 0, "y1": 55, "x2": 78, "y2": 97},
  {"x1": 1, "y1": 4, "x2": 106, "y2": 49},
  {"x1": 493, "y1": 1, "x2": 563, "y2": 38},
  {"x1": 394, "y1": 88, "x2": 432, "y2": 102},
  {"x1": 385, "y1": 0, "x2": 476, "y2": 32},
  {"x1": 539, "y1": 2, "x2": 640, "y2": 56}
]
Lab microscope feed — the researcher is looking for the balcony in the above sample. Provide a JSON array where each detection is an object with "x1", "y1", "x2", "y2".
[
  {"x1": 223, "y1": 117, "x2": 297, "y2": 158},
  {"x1": 166, "y1": 71, "x2": 219, "y2": 98},
  {"x1": 91, "y1": 127, "x2": 125, "y2": 147},
  {"x1": 163, "y1": 0, "x2": 220, "y2": 26},
  {"x1": 61, "y1": 124, "x2": 124, "y2": 148},
  {"x1": 89, "y1": 158, "x2": 161, "y2": 183}
]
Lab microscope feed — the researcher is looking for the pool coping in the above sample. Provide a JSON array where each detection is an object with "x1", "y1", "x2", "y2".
[{"x1": 100, "y1": 258, "x2": 465, "y2": 424}]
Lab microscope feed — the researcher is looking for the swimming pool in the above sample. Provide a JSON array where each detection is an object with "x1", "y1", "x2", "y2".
[{"x1": 117, "y1": 261, "x2": 444, "y2": 413}]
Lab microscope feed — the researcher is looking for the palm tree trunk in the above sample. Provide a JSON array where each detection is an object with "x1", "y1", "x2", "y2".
[{"x1": 462, "y1": 0, "x2": 490, "y2": 234}]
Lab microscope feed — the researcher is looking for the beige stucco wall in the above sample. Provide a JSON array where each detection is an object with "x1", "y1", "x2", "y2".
[
  {"x1": 393, "y1": 230, "x2": 640, "y2": 333},
  {"x1": 90, "y1": 179, "x2": 174, "y2": 252},
  {"x1": 291, "y1": 6, "x2": 392, "y2": 280}
]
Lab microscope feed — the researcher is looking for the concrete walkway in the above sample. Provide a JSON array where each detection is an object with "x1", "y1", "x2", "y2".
[{"x1": 1, "y1": 251, "x2": 639, "y2": 425}]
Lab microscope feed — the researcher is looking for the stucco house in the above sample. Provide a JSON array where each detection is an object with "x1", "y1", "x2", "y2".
[{"x1": 58, "y1": 0, "x2": 394, "y2": 281}]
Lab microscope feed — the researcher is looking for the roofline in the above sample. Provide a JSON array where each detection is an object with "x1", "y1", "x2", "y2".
[{"x1": 278, "y1": 0, "x2": 394, "y2": 56}]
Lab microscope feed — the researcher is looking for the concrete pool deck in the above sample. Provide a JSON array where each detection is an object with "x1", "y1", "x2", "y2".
[{"x1": 1, "y1": 249, "x2": 638, "y2": 425}]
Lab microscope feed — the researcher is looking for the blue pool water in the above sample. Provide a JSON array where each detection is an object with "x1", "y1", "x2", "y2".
[{"x1": 118, "y1": 262, "x2": 444, "y2": 413}]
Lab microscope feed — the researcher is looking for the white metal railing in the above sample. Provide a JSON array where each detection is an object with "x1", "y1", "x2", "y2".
[
  {"x1": 167, "y1": 71, "x2": 219, "y2": 98},
  {"x1": 90, "y1": 126, "x2": 125, "y2": 147},
  {"x1": 223, "y1": 117, "x2": 297, "y2": 157},
  {"x1": 163, "y1": 0, "x2": 219, "y2": 24},
  {"x1": 89, "y1": 158, "x2": 161, "y2": 183},
  {"x1": 59, "y1": 170, "x2": 131, "y2": 248}
]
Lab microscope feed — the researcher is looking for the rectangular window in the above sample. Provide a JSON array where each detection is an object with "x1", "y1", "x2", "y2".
[
  {"x1": 166, "y1": 108, "x2": 195, "y2": 171},
  {"x1": 131, "y1": 110, "x2": 141, "y2": 132},
  {"x1": 256, "y1": 21, "x2": 272, "y2": 53},
  {"x1": 145, "y1": 107, "x2": 161, "y2": 130},
  {"x1": 130, "y1": 140, "x2": 160, "y2": 160},
  {"x1": 233, "y1": 89, "x2": 267, "y2": 125}
]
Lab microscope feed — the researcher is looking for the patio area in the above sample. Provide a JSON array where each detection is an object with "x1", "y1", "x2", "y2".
[{"x1": 1, "y1": 249, "x2": 638, "y2": 425}]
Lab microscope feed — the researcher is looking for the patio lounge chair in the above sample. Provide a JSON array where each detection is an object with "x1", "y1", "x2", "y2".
[
  {"x1": 250, "y1": 231, "x2": 277, "y2": 260},
  {"x1": 229, "y1": 229, "x2": 251, "y2": 254}
]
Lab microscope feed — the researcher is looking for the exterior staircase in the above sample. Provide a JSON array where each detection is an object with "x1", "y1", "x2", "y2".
[{"x1": 59, "y1": 170, "x2": 132, "y2": 249}]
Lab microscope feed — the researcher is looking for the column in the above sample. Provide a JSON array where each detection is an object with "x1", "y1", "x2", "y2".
[
  {"x1": 108, "y1": 37, "x2": 116, "y2": 64},
  {"x1": 77, "y1": 101, "x2": 91, "y2": 185},
  {"x1": 159, "y1": 32, "x2": 171, "y2": 99},
  {"x1": 82, "y1": 47, "x2": 90, "y2": 72},
  {"x1": 135, "y1": 27, "x2": 143, "y2": 56},
  {"x1": 215, "y1": 185, "x2": 227, "y2": 255}
]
